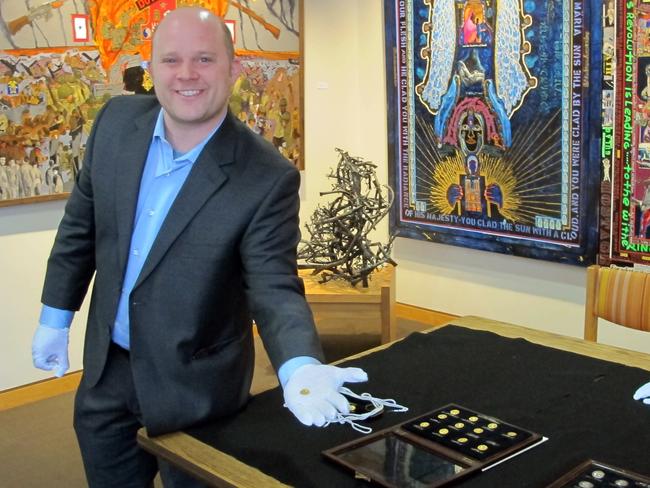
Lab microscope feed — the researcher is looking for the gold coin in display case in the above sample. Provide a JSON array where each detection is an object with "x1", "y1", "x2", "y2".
[{"x1": 591, "y1": 470, "x2": 606, "y2": 480}]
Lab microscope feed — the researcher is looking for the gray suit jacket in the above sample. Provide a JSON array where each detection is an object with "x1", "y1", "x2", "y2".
[{"x1": 41, "y1": 95, "x2": 323, "y2": 435}]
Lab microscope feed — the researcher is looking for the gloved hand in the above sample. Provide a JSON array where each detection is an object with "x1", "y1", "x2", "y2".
[
  {"x1": 633, "y1": 381, "x2": 650, "y2": 405},
  {"x1": 32, "y1": 325, "x2": 70, "y2": 378},
  {"x1": 283, "y1": 364, "x2": 368, "y2": 427}
]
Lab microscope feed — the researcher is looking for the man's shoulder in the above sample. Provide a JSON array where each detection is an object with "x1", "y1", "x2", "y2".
[
  {"x1": 227, "y1": 115, "x2": 295, "y2": 173},
  {"x1": 102, "y1": 95, "x2": 160, "y2": 119}
]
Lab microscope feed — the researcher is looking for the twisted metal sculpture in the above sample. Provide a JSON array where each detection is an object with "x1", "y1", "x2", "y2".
[{"x1": 298, "y1": 148, "x2": 396, "y2": 287}]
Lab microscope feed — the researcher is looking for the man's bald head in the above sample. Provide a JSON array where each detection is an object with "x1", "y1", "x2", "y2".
[{"x1": 152, "y1": 7, "x2": 234, "y2": 61}]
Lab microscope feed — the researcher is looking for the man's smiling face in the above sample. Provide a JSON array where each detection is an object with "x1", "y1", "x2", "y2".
[{"x1": 150, "y1": 8, "x2": 240, "y2": 136}]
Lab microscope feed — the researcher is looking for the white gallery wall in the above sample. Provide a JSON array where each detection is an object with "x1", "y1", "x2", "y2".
[
  {"x1": 1, "y1": 202, "x2": 87, "y2": 390},
  {"x1": 1, "y1": 0, "x2": 648, "y2": 391}
]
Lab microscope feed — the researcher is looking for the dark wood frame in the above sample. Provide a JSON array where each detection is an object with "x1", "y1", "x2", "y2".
[
  {"x1": 0, "y1": 193, "x2": 68, "y2": 208},
  {"x1": 546, "y1": 459, "x2": 650, "y2": 488},
  {"x1": 323, "y1": 403, "x2": 543, "y2": 488}
]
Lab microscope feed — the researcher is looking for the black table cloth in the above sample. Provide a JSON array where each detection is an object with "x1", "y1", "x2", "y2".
[{"x1": 185, "y1": 325, "x2": 650, "y2": 487}]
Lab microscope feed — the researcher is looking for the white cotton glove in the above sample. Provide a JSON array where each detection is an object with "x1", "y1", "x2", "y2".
[
  {"x1": 283, "y1": 364, "x2": 368, "y2": 427},
  {"x1": 32, "y1": 325, "x2": 70, "y2": 378},
  {"x1": 633, "y1": 381, "x2": 650, "y2": 405}
]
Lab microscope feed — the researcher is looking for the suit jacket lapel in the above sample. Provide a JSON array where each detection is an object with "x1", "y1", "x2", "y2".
[
  {"x1": 133, "y1": 112, "x2": 239, "y2": 289},
  {"x1": 115, "y1": 106, "x2": 158, "y2": 275}
]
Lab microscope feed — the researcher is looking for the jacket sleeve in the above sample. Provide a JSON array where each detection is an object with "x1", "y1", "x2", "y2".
[
  {"x1": 240, "y1": 165, "x2": 325, "y2": 370},
  {"x1": 40, "y1": 100, "x2": 112, "y2": 310}
]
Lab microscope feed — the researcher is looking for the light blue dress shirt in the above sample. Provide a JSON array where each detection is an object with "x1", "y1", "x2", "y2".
[
  {"x1": 110, "y1": 110, "x2": 218, "y2": 349},
  {"x1": 39, "y1": 109, "x2": 316, "y2": 383}
]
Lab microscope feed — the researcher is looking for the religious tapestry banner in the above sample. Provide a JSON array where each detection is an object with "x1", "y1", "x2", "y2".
[{"x1": 385, "y1": 0, "x2": 601, "y2": 265}]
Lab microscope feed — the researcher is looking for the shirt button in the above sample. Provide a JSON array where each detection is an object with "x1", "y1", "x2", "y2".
[
  {"x1": 148, "y1": 209, "x2": 155, "y2": 216},
  {"x1": 133, "y1": 249, "x2": 140, "y2": 256}
]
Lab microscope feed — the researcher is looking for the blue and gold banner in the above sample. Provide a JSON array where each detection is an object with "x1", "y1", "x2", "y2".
[{"x1": 385, "y1": 0, "x2": 601, "y2": 264}]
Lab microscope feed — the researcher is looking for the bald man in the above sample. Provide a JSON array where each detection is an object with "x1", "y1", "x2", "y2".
[{"x1": 32, "y1": 7, "x2": 366, "y2": 487}]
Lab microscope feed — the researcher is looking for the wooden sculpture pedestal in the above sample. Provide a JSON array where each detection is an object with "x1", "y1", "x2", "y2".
[{"x1": 299, "y1": 266, "x2": 396, "y2": 344}]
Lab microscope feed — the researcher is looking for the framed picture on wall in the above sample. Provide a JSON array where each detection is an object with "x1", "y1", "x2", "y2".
[
  {"x1": 599, "y1": 0, "x2": 650, "y2": 265},
  {"x1": 384, "y1": 0, "x2": 601, "y2": 265},
  {"x1": 0, "y1": 0, "x2": 303, "y2": 208}
]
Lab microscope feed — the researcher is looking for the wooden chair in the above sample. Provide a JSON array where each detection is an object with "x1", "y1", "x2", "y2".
[{"x1": 584, "y1": 264, "x2": 650, "y2": 342}]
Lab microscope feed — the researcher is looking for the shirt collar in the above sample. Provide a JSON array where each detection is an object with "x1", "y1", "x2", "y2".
[{"x1": 152, "y1": 109, "x2": 225, "y2": 177}]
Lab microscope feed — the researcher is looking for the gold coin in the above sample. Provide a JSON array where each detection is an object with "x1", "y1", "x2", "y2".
[
  {"x1": 454, "y1": 422, "x2": 465, "y2": 428},
  {"x1": 457, "y1": 437, "x2": 468, "y2": 443},
  {"x1": 473, "y1": 428, "x2": 484, "y2": 434},
  {"x1": 299, "y1": 388, "x2": 310, "y2": 395},
  {"x1": 438, "y1": 428, "x2": 449, "y2": 435},
  {"x1": 477, "y1": 444, "x2": 488, "y2": 451},
  {"x1": 419, "y1": 421, "x2": 430, "y2": 428},
  {"x1": 450, "y1": 409, "x2": 460, "y2": 415},
  {"x1": 487, "y1": 422, "x2": 498, "y2": 429},
  {"x1": 469, "y1": 416, "x2": 479, "y2": 422},
  {"x1": 591, "y1": 470, "x2": 605, "y2": 480}
]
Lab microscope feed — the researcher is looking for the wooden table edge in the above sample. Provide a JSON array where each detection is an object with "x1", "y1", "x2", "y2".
[
  {"x1": 137, "y1": 428, "x2": 290, "y2": 488},
  {"x1": 452, "y1": 316, "x2": 650, "y2": 371},
  {"x1": 331, "y1": 315, "x2": 650, "y2": 371}
]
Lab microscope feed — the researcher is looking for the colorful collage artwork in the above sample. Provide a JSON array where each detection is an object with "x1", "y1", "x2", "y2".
[
  {"x1": 0, "y1": 0, "x2": 301, "y2": 206},
  {"x1": 603, "y1": 0, "x2": 650, "y2": 264},
  {"x1": 385, "y1": 0, "x2": 601, "y2": 264}
]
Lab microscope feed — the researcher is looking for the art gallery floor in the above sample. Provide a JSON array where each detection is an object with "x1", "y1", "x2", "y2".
[{"x1": 0, "y1": 318, "x2": 429, "y2": 487}]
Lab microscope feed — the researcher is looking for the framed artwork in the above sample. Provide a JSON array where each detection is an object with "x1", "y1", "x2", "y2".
[
  {"x1": 230, "y1": 54, "x2": 302, "y2": 169},
  {"x1": 0, "y1": 0, "x2": 303, "y2": 208},
  {"x1": 384, "y1": 0, "x2": 601, "y2": 265},
  {"x1": 600, "y1": 0, "x2": 650, "y2": 264},
  {"x1": 0, "y1": 47, "x2": 99, "y2": 206}
]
